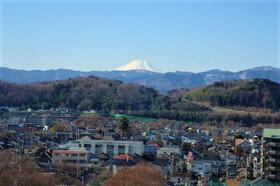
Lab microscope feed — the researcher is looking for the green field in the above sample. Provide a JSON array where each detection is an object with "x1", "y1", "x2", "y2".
[{"x1": 111, "y1": 114, "x2": 158, "y2": 123}]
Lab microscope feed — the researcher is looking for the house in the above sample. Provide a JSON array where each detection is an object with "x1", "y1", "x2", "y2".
[
  {"x1": 181, "y1": 135, "x2": 197, "y2": 145},
  {"x1": 157, "y1": 146, "x2": 180, "y2": 157},
  {"x1": 143, "y1": 144, "x2": 157, "y2": 157},
  {"x1": 153, "y1": 157, "x2": 171, "y2": 177},
  {"x1": 24, "y1": 144, "x2": 44, "y2": 156},
  {"x1": 146, "y1": 140, "x2": 163, "y2": 148},
  {"x1": 52, "y1": 149, "x2": 100, "y2": 175},
  {"x1": 226, "y1": 166, "x2": 237, "y2": 179},
  {"x1": 55, "y1": 131, "x2": 76, "y2": 140},
  {"x1": 104, "y1": 153, "x2": 141, "y2": 173},
  {"x1": 187, "y1": 160, "x2": 213, "y2": 175},
  {"x1": 203, "y1": 150, "x2": 223, "y2": 173},
  {"x1": 235, "y1": 140, "x2": 252, "y2": 156}
]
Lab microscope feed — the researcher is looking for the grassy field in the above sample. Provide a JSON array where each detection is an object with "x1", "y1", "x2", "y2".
[
  {"x1": 111, "y1": 113, "x2": 158, "y2": 123},
  {"x1": 212, "y1": 106, "x2": 279, "y2": 117}
]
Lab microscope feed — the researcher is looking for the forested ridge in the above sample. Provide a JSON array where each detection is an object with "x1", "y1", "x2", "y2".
[
  {"x1": 0, "y1": 76, "x2": 158, "y2": 111},
  {"x1": 183, "y1": 79, "x2": 280, "y2": 111},
  {"x1": 1, "y1": 77, "x2": 280, "y2": 125}
]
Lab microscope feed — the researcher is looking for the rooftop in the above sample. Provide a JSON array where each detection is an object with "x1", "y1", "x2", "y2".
[{"x1": 53, "y1": 149, "x2": 86, "y2": 155}]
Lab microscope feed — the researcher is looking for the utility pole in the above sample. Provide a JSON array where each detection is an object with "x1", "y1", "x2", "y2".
[
  {"x1": 77, "y1": 128, "x2": 80, "y2": 139},
  {"x1": 245, "y1": 156, "x2": 249, "y2": 185},
  {"x1": 170, "y1": 154, "x2": 174, "y2": 177},
  {"x1": 76, "y1": 152, "x2": 80, "y2": 178}
]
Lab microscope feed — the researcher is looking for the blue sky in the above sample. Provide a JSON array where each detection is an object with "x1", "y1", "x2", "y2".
[{"x1": 1, "y1": 0, "x2": 279, "y2": 72}]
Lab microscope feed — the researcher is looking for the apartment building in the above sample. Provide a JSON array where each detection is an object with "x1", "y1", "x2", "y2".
[
  {"x1": 60, "y1": 136, "x2": 144, "y2": 157},
  {"x1": 262, "y1": 128, "x2": 280, "y2": 181}
]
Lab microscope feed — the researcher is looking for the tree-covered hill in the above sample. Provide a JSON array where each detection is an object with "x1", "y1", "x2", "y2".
[
  {"x1": 183, "y1": 79, "x2": 280, "y2": 111},
  {"x1": 0, "y1": 76, "x2": 158, "y2": 111}
]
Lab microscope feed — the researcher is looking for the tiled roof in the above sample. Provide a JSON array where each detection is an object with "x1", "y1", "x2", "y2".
[{"x1": 114, "y1": 154, "x2": 134, "y2": 160}]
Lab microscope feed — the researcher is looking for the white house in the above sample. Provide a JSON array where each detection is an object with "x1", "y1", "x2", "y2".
[
  {"x1": 187, "y1": 160, "x2": 213, "y2": 175},
  {"x1": 157, "y1": 146, "x2": 180, "y2": 157}
]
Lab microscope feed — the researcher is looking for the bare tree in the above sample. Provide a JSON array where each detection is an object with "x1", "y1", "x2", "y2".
[{"x1": 104, "y1": 163, "x2": 165, "y2": 186}]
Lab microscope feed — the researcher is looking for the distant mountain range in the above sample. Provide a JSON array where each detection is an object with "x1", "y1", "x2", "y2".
[{"x1": 0, "y1": 66, "x2": 279, "y2": 92}]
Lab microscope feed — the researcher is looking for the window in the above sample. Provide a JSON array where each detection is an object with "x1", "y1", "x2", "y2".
[
  {"x1": 84, "y1": 144, "x2": 91, "y2": 150},
  {"x1": 84, "y1": 144, "x2": 91, "y2": 148},
  {"x1": 129, "y1": 146, "x2": 134, "y2": 153},
  {"x1": 107, "y1": 145, "x2": 114, "y2": 157},
  {"x1": 95, "y1": 144, "x2": 103, "y2": 153},
  {"x1": 118, "y1": 145, "x2": 125, "y2": 154}
]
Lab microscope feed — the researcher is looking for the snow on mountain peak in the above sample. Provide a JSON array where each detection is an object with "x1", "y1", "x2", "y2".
[{"x1": 115, "y1": 60, "x2": 156, "y2": 72}]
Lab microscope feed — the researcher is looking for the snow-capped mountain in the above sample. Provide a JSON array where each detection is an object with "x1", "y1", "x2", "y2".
[{"x1": 115, "y1": 60, "x2": 157, "y2": 72}]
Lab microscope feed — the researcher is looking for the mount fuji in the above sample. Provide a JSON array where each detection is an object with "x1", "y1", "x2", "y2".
[{"x1": 115, "y1": 60, "x2": 157, "y2": 72}]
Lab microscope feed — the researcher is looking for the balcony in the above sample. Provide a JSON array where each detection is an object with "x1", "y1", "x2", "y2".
[
  {"x1": 268, "y1": 167, "x2": 276, "y2": 171},
  {"x1": 269, "y1": 142, "x2": 276, "y2": 147},
  {"x1": 267, "y1": 174, "x2": 276, "y2": 179},
  {"x1": 268, "y1": 158, "x2": 276, "y2": 163},
  {"x1": 268, "y1": 150, "x2": 276, "y2": 155},
  {"x1": 269, "y1": 142, "x2": 280, "y2": 148}
]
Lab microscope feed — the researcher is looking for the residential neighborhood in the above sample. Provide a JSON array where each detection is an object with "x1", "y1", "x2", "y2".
[{"x1": 0, "y1": 108, "x2": 279, "y2": 186}]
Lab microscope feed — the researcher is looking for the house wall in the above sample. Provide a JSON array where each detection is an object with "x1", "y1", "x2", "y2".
[
  {"x1": 187, "y1": 161, "x2": 212, "y2": 175},
  {"x1": 157, "y1": 147, "x2": 180, "y2": 157},
  {"x1": 66, "y1": 139, "x2": 144, "y2": 156}
]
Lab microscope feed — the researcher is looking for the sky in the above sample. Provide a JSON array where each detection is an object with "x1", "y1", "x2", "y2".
[{"x1": 0, "y1": 0, "x2": 279, "y2": 72}]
